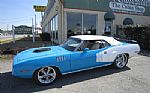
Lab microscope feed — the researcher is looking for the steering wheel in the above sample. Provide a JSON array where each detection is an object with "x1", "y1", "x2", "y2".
[{"x1": 78, "y1": 47, "x2": 82, "y2": 51}]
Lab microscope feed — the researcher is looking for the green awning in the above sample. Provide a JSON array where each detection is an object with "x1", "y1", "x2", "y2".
[
  {"x1": 123, "y1": 18, "x2": 134, "y2": 25},
  {"x1": 63, "y1": 0, "x2": 150, "y2": 16},
  {"x1": 104, "y1": 12, "x2": 115, "y2": 21}
]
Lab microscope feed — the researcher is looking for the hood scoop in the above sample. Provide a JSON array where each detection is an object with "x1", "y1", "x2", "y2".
[{"x1": 33, "y1": 48, "x2": 51, "y2": 53}]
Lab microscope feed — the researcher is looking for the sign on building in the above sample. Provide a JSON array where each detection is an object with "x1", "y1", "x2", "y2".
[
  {"x1": 109, "y1": 1, "x2": 147, "y2": 15},
  {"x1": 33, "y1": 5, "x2": 46, "y2": 12}
]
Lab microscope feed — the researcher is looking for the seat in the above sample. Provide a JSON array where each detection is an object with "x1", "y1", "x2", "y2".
[{"x1": 91, "y1": 43, "x2": 100, "y2": 50}]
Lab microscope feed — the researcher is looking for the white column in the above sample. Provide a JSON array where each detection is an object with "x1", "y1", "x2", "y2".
[{"x1": 97, "y1": 12, "x2": 105, "y2": 35}]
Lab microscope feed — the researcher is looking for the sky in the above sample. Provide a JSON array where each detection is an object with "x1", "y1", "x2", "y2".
[{"x1": 0, "y1": 0, "x2": 47, "y2": 30}]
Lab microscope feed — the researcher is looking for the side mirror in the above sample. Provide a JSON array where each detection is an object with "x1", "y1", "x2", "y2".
[{"x1": 83, "y1": 48, "x2": 89, "y2": 52}]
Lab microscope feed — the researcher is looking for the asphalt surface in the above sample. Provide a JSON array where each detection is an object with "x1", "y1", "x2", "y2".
[{"x1": 0, "y1": 55, "x2": 150, "y2": 93}]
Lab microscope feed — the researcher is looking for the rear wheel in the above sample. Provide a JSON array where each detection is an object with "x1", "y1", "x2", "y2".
[
  {"x1": 113, "y1": 54, "x2": 128, "y2": 69},
  {"x1": 33, "y1": 67, "x2": 58, "y2": 86}
]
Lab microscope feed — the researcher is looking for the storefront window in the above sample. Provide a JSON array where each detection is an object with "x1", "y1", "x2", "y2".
[
  {"x1": 55, "y1": 15, "x2": 58, "y2": 30},
  {"x1": 67, "y1": 12, "x2": 97, "y2": 38},
  {"x1": 55, "y1": 15, "x2": 58, "y2": 39},
  {"x1": 49, "y1": 21, "x2": 51, "y2": 32},
  {"x1": 83, "y1": 14, "x2": 96, "y2": 35},
  {"x1": 53, "y1": 17, "x2": 56, "y2": 39},
  {"x1": 50, "y1": 15, "x2": 58, "y2": 40},
  {"x1": 51, "y1": 19, "x2": 53, "y2": 31},
  {"x1": 45, "y1": 24, "x2": 48, "y2": 32},
  {"x1": 67, "y1": 12, "x2": 82, "y2": 38}
]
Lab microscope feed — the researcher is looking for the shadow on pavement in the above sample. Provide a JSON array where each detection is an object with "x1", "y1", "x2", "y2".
[
  {"x1": 0, "y1": 66, "x2": 130, "y2": 93},
  {"x1": 138, "y1": 50, "x2": 150, "y2": 57}
]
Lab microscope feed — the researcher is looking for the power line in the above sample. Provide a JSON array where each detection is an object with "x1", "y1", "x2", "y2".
[
  {"x1": 0, "y1": 15, "x2": 34, "y2": 21},
  {"x1": 0, "y1": 18, "x2": 32, "y2": 23}
]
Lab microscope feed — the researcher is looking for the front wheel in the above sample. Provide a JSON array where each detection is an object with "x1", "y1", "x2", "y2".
[
  {"x1": 113, "y1": 54, "x2": 128, "y2": 69},
  {"x1": 33, "y1": 66, "x2": 58, "y2": 86}
]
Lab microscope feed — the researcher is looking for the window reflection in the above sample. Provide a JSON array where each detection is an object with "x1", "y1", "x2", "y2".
[
  {"x1": 49, "y1": 15, "x2": 58, "y2": 40},
  {"x1": 83, "y1": 14, "x2": 96, "y2": 35},
  {"x1": 67, "y1": 13, "x2": 82, "y2": 38},
  {"x1": 67, "y1": 12, "x2": 97, "y2": 38}
]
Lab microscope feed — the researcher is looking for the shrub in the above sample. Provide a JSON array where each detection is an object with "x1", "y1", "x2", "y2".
[{"x1": 39, "y1": 32, "x2": 51, "y2": 41}]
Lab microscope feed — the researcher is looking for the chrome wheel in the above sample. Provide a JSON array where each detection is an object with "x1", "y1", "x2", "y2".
[
  {"x1": 115, "y1": 54, "x2": 128, "y2": 69},
  {"x1": 37, "y1": 67, "x2": 57, "y2": 85}
]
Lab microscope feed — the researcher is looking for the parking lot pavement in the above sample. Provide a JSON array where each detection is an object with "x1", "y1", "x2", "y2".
[{"x1": 0, "y1": 55, "x2": 150, "y2": 93}]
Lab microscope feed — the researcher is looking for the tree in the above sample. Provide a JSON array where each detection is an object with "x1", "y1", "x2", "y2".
[{"x1": 0, "y1": 29, "x2": 3, "y2": 33}]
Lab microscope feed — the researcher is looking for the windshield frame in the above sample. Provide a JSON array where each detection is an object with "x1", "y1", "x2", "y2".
[{"x1": 61, "y1": 37, "x2": 83, "y2": 51}]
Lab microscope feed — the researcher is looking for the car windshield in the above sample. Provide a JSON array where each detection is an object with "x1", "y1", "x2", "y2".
[{"x1": 61, "y1": 38, "x2": 81, "y2": 51}]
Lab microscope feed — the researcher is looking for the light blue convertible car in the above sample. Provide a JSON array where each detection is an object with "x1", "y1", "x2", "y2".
[{"x1": 12, "y1": 35, "x2": 140, "y2": 85}]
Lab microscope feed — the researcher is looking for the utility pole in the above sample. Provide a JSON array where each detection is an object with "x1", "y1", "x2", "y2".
[
  {"x1": 35, "y1": 14, "x2": 37, "y2": 36},
  {"x1": 12, "y1": 25, "x2": 15, "y2": 43},
  {"x1": 32, "y1": 18, "x2": 35, "y2": 43},
  {"x1": 81, "y1": 14, "x2": 84, "y2": 35},
  {"x1": 7, "y1": 24, "x2": 9, "y2": 31}
]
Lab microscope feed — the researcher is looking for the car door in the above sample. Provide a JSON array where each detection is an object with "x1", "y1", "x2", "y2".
[
  {"x1": 70, "y1": 49, "x2": 101, "y2": 71},
  {"x1": 70, "y1": 40, "x2": 113, "y2": 71},
  {"x1": 95, "y1": 40, "x2": 113, "y2": 66}
]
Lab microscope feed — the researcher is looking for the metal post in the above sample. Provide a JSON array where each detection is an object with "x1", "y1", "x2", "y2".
[
  {"x1": 35, "y1": 14, "x2": 37, "y2": 35},
  {"x1": 81, "y1": 13, "x2": 84, "y2": 35},
  {"x1": 32, "y1": 18, "x2": 35, "y2": 43},
  {"x1": 33, "y1": 14, "x2": 37, "y2": 42},
  {"x1": 12, "y1": 25, "x2": 15, "y2": 43}
]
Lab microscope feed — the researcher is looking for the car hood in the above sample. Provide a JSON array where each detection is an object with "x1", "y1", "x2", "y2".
[{"x1": 14, "y1": 46, "x2": 71, "y2": 62}]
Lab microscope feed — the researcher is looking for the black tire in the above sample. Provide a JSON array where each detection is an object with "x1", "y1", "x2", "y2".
[
  {"x1": 113, "y1": 54, "x2": 128, "y2": 69},
  {"x1": 33, "y1": 66, "x2": 59, "y2": 86}
]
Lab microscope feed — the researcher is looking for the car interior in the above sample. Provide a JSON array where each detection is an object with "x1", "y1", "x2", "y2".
[{"x1": 77, "y1": 40, "x2": 110, "y2": 51}]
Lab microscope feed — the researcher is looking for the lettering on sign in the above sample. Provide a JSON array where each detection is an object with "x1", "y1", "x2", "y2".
[
  {"x1": 113, "y1": 0, "x2": 150, "y2": 7},
  {"x1": 109, "y1": 1, "x2": 146, "y2": 15}
]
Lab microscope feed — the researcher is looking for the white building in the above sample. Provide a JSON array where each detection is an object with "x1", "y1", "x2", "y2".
[{"x1": 42, "y1": 0, "x2": 150, "y2": 44}]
